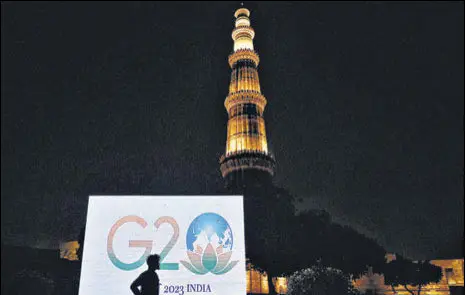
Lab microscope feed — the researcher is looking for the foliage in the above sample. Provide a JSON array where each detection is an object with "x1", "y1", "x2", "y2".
[
  {"x1": 238, "y1": 183, "x2": 386, "y2": 278},
  {"x1": 240, "y1": 184, "x2": 297, "y2": 294},
  {"x1": 383, "y1": 255, "x2": 442, "y2": 295},
  {"x1": 241, "y1": 184, "x2": 297, "y2": 276},
  {"x1": 229, "y1": 181, "x2": 386, "y2": 294},
  {"x1": 287, "y1": 265, "x2": 361, "y2": 295},
  {"x1": 293, "y1": 210, "x2": 386, "y2": 278}
]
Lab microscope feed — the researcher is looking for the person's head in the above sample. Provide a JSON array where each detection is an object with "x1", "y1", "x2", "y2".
[{"x1": 147, "y1": 254, "x2": 160, "y2": 270}]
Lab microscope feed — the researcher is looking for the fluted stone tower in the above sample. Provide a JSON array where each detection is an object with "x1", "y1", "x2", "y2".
[{"x1": 219, "y1": 7, "x2": 275, "y2": 188}]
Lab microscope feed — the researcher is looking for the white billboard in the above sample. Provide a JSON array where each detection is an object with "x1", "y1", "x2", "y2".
[{"x1": 79, "y1": 196, "x2": 246, "y2": 295}]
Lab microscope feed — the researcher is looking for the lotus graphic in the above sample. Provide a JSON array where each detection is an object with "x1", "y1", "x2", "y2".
[{"x1": 181, "y1": 213, "x2": 238, "y2": 275}]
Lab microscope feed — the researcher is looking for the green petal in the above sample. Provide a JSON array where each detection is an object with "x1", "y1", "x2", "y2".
[
  {"x1": 212, "y1": 251, "x2": 233, "y2": 273},
  {"x1": 202, "y1": 243, "x2": 218, "y2": 271},
  {"x1": 212, "y1": 260, "x2": 239, "y2": 275}
]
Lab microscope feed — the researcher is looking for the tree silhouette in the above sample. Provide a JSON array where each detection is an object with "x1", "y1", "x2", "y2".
[
  {"x1": 233, "y1": 182, "x2": 386, "y2": 294},
  {"x1": 287, "y1": 265, "x2": 361, "y2": 295},
  {"x1": 240, "y1": 184, "x2": 297, "y2": 294},
  {"x1": 384, "y1": 255, "x2": 442, "y2": 295}
]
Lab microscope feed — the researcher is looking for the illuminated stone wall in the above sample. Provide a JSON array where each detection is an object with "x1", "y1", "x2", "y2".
[
  {"x1": 246, "y1": 270, "x2": 288, "y2": 294},
  {"x1": 246, "y1": 268, "x2": 270, "y2": 294},
  {"x1": 431, "y1": 259, "x2": 464, "y2": 287},
  {"x1": 59, "y1": 240, "x2": 80, "y2": 261},
  {"x1": 353, "y1": 258, "x2": 464, "y2": 295},
  {"x1": 246, "y1": 263, "x2": 288, "y2": 294},
  {"x1": 273, "y1": 277, "x2": 288, "y2": 294}
]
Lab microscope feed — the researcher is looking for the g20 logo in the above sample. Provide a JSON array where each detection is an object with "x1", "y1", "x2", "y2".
[
  {"x1": 107, "y1": 213, "x2": 238, "y2": 275},
  {"x1": 107, "y1": 215, "x2": 179, "y2": 271}
]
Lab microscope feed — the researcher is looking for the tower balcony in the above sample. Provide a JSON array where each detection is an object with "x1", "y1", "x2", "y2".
[
  {"x1": 225, "y1": 90, "x2": 267, "y2": 112},
  {"x1": 232, "y1": 25, "x2": 255, "y2": 41},
  {"x1": 219, "y1": 151, "x2": 275, "y2": 179},
  {"x1": 228, "y1": 49, "x2": 260, "y2": 67}
]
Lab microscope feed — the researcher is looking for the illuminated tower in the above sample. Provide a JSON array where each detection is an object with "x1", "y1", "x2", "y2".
[{"x1": 219, "y1": 7, "x2": 275, "y2": 188}]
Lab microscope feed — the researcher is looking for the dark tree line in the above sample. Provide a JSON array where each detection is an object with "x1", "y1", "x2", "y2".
[
  {"x1": 234, "y1": 182, "x2": 443, "y2": 295},
  {"x1": 230, "y1": 182, "x2": 386, "y2": 294}
]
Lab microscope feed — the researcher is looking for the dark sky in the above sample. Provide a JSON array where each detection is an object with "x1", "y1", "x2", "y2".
[{"x1": 1, "y1": 2, "x2": 463, "y2": 260}]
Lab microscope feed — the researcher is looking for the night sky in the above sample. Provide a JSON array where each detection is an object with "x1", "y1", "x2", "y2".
[{"x1": 1, "y1": 2, "x2": 463, "y2": 260}]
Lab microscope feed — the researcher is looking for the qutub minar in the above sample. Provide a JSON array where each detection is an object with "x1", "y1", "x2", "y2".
[
  {"x1": 219, "y1": 7, "x2": 288, "y2": 294},
  {"x1": 220, "y1": 7, "x2": 275, "y2": 189}
]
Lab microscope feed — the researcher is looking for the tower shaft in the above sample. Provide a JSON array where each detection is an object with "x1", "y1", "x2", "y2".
[{"x1": 220, "y1": 8, "x2": 275, "y2": 187}]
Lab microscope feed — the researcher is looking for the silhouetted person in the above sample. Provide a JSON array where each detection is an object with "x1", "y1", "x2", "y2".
[{"x1": 130, "y1": 254, "x2": 160, "y2": 295}]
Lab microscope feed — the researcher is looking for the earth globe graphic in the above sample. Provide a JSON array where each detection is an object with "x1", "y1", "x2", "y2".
[{"x1": 186, "y1": 213, "x2": 233, "y2": 253}]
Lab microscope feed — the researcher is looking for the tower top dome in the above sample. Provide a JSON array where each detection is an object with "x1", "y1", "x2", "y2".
[{"x1": 234, "y1": 8, "x2": 250, "y2": 18}]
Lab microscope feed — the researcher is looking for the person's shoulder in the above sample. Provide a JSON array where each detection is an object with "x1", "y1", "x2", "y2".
[{"x1": 139, "y1": 270, "x2": 151, "y2": 278}]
